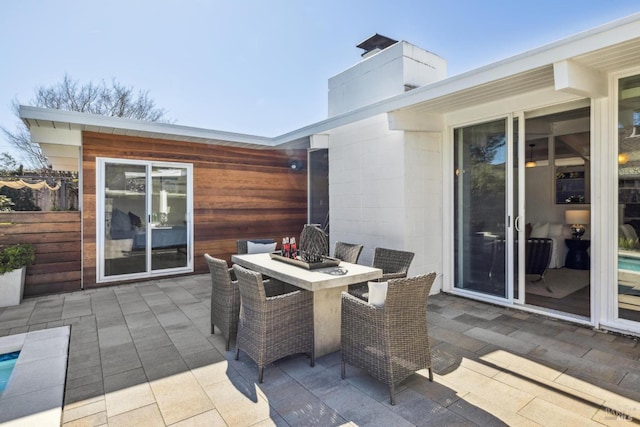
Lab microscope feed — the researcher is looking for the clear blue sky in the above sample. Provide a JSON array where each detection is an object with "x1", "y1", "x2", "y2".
[{"x1": 1, "y1": 1, "x2": 639, "y2": 155}]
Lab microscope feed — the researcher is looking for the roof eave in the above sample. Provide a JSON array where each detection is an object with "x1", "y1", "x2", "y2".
[{"x1": 18, "y1": 106, "x2": 306, "y2": 150}]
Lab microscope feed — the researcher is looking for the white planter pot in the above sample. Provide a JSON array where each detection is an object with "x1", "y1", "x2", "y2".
[{"x1": 0, "y1": 267, "x2": 26, "y2": 308}]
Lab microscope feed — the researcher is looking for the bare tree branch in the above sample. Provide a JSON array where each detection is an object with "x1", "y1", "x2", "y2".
[{"x1": 1, "y1": 74, "x2": 171, "y2": 170}]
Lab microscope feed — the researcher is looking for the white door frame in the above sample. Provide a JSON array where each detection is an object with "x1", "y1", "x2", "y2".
[{"x1": 96, "y1": 157, "x2": 194, "y2": 283}]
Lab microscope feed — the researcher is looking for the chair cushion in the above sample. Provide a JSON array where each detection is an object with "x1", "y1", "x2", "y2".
[
  {"x1": 367, "y1": 281, "x2": 388, "y2": 307},
  {"x1": 247, "y1": 241, "x2": 277, "y2": 254}
]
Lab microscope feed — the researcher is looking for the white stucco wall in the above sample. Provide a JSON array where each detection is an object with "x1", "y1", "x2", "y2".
[
  {"x1": 328, "y1": 114, "x2": 443, "y2": 291},
  {"x1": 328, "y1": 115, "x2": 404, "y2": 265},
  {"x1": 404, "y1": 131, "x2": 442, "y2": 287}
]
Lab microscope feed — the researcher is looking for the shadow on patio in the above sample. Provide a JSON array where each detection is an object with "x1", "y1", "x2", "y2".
[{"x1": 0, "y1": 274, "x2": 638, "y2": 426}]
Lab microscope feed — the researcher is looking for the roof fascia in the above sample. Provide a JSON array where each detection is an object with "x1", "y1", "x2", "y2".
[{"x1": 19, "y1": 106, "x2": 277, "y2": 147}]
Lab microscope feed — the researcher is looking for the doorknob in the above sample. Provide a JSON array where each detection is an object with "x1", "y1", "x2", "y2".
[{"x1": 515, "y1": 216, "x2": 522, "y2": 232}]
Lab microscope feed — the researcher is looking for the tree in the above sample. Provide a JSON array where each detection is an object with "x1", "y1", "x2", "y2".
[
  {"x1": 1, "y1": 74, "x2": 169, "y2": 170},
  {"x1": 0, "y1": 153, "x2": 20, "y2": 175}
]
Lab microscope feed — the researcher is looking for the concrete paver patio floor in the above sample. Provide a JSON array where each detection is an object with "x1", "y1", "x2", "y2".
[{"x1": 0, "y1": 274, "x2": 639, "y2": 426}]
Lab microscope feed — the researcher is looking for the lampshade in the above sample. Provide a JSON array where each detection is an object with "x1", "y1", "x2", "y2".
[{"x1": 565, "y1": 209, "x2": 590, "y2": 225}]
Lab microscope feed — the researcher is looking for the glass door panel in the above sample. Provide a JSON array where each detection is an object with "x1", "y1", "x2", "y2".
[
  {"x1": 151, "y1": 166, "x2": 188, "y2": 271},
  {"x1": 513, "y1": 117, "x2": 520, "y2": 300},
  {"x1": 618, "y1": 74, "x2": 640, "y2": 323},
  {"x1": 99, "y1": 158, "x2": 192, "y2": 282},
  {"x1": 454, "y1": 119, "x2": 508, "y2": 298},
  {"x1": 104, "y1": 162, "x2": 147, "y2": 277},
  {"x1": 522, "y1": 105, "x2": 591, "y2": 316}
]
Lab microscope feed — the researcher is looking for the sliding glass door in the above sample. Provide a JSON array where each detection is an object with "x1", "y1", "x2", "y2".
[
  {"x1": 618, "y1": 73, "x2": 640, "y2": 325},
  {"x1": 98, "y1": 158, "x2": 193, "y2": 282},
  {"x1": 454, "y1": 118, "x2": 513, "y2": 299}
]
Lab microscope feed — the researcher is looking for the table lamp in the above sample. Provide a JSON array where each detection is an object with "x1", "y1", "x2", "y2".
[{"x1": 565, "y1": 209, "x2": 589, "y2": 240}]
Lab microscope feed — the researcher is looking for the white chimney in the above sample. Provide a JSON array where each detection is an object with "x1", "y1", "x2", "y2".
[{"x1": 328, "y1": 33, "x2": 447, "y2": 117}]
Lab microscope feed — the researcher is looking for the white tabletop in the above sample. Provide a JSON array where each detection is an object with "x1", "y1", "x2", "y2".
[{"x1": 231, "y1": 253, "x2": 382, "y2": 291}]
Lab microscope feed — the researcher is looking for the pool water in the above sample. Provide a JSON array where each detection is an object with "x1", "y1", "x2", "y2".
[
  {"x1": 619, "y1": 256, "x2": 640, "y2": 272},
  {"x1": 0, "y1": 351, "x2": 20, "y2": 394}
]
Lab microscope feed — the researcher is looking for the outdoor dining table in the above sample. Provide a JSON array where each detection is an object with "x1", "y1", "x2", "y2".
[{"x1": 231, "y1": 252, "x2": 382, "y2": 356}]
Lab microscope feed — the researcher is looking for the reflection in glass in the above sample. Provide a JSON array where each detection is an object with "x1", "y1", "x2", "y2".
[
  {"x1": 151, "y1": 166, "x2": 188, "y2": 270},
  {"x1": 618, "y1": 74, "x2": 640, "y2": 323},
  {"x1": 104, "y1": 163, "x2": 146, "y2": 276},
  {"x1": 513, "y1": 118, "x2": 519, "y2": 300},
  {"x1": 454, "y1": 119, "x2": 507, "y2": 298},
  {"x1": 103, "y1": 162, "x2": 189, "y2": 278}
]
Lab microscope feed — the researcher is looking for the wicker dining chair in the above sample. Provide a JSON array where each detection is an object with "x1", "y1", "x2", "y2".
[
  {"x1": 333, "y1": 241, "x2": 364, "y2": 264},
  {"x1": 348, "y1": 247, "x2": 415, "y2": 300},
  {"x1": 232, "y1": 264, "x2": 315, "y2": 383},
  {"x1": 204, "y1": 254, "x2": 241, "y2": 352},
  {"x1": 341, "y1": 273, "x2": 437, "y2": 405}
]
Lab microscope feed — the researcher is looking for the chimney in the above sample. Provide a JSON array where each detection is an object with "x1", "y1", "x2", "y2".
[
  {"x1": 327, "y1": 34, "x2": 447, "y2": 117},
  {"x1": 356, "y1": 33, "x2": 398, "y2": 59}
]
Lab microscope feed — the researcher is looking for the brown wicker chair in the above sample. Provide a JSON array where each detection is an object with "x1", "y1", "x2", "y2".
[
  {"x1": 205, "y1": 254, "x2": 240, "y2": 352},
  {"x1": 341, "y1": 273, "x2": 437, "y2": 405},
  {"x1": 233, "y1": 264, "x2": 315, "y2": 383},
  {"x1": 334, "y1": 241, "x2": 364, "y2": 264},
  {"x1": 348, "y1": 247, "x2": 415, "y2": 300}
]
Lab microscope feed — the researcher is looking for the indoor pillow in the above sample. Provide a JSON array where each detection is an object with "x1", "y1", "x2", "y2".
[
  {"x1": 367, "y1": 281, "x2": 388, "y2": 307},
  {"x1": 530, "y1": 222, "x2": 549, "y2": 238},
  {"x1": 247, "y1": 241, "x2": 277, "y2": 254}
]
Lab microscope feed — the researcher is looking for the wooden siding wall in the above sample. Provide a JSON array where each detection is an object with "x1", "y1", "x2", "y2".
[
  {"x1": 83, "y1": 131, "x2": 308, "y2": 288},
  {"x1": 0, "y1": 211, "x2": 82, "y2": 297}
]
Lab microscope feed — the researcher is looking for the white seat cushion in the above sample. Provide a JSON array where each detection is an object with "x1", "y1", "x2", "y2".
[
  {"x1": 247, "y1": 241, "x2": 277, "y2": 254},
  {"x1": 367, "y1": 281, "x2": 388, "y2": 307}
]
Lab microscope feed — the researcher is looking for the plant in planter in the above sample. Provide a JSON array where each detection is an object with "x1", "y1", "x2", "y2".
[
  {"x1": 619, "y1": 237, "x2": 639, "y2": 251},
  {"x1": 0, "y1": 243, "x2": 35, "y2": 307}
]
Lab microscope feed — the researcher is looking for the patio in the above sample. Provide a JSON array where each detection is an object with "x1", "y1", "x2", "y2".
[{"x1": 0, "y1": 274, "x2": 639, "y2": 426}]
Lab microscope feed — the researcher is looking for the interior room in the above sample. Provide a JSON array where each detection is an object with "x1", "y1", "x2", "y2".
[{"x1": 524, "y1": 106, "x2": 591, "y2": 317}]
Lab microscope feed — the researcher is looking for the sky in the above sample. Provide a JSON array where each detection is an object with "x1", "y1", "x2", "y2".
[{"x1": 1, "y1": 1, "x2": 640, "y2": 157}]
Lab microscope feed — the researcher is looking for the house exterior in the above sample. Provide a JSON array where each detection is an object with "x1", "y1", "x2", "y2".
[{"x1": 19, "y1": 13, "x2": 640, "y2": 337}]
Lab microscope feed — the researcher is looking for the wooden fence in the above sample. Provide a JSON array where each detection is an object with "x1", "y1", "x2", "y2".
[{"x1": 0, "y1": 211, "x2": 81, "y2": 297}]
